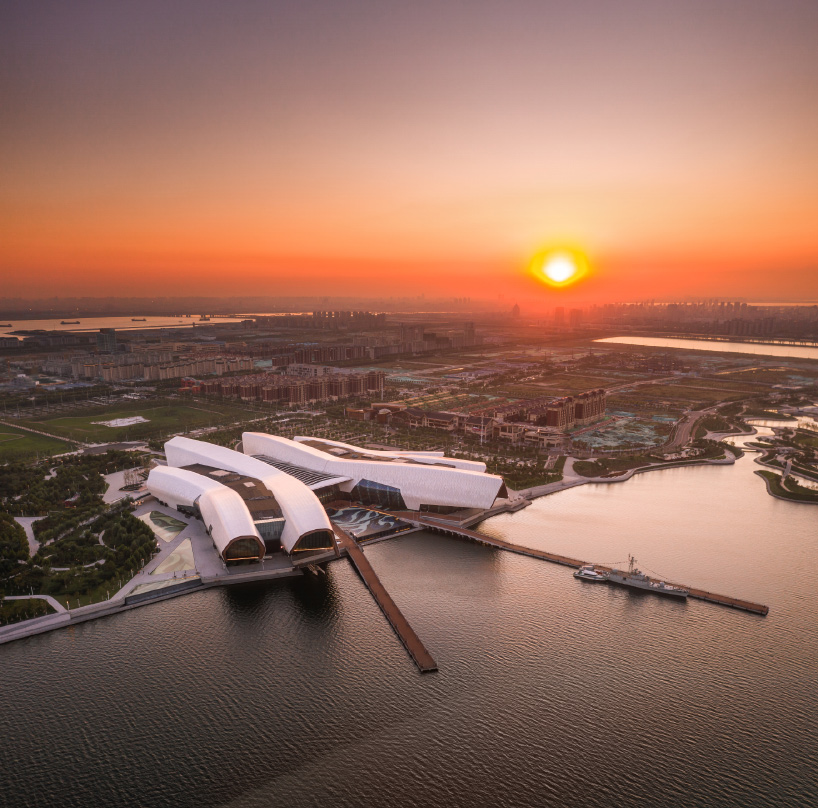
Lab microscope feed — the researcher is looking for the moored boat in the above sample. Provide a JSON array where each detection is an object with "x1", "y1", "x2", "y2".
[{"x1": 573, "y1": 564, "x2": 608, "y2": 582}]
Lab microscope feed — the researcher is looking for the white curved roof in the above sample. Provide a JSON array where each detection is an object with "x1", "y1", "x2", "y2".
[
  {"x1": 163, "y1": 436, "x2": 332, "y2": 553},
  {"x1": 147, "y1": 464, "x2": 224, "y2": 506},
  {"x1": 146, "y1": 466, "x2": 264, "y2": 561},
  {"x1": 293, "y1": 436, "x2": 487, "y2": 472},
  {"x1": 242, "y1": 433, "x2": 505, "y2": 510}
]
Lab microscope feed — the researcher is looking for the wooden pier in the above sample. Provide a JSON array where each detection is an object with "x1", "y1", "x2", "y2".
[
  {"x1": 410, "y1": 515, "x2": 769, "y2": 616},
  {"x1": 333, "y1": 523, "x2": 438, "y2": 673}
]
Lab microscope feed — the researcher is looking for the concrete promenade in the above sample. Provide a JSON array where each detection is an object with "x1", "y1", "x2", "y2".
[
  {"x1": 0, "y1": 426, "x2": 771, "y2": 650},
  {"x1": 4, "y1": 594, "x2": 67, "y2": 613},
  {"x1": 0, "y1": 501, "x2": 303, "y2": 647}
]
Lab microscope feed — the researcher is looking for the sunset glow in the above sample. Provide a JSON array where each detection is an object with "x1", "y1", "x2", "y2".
[
  {"x1": 0, "y1": 0, "x2": 816, "y2": 303},
  {"x1": 531, "y1": 249, "x2": 589, "y2": 290}
]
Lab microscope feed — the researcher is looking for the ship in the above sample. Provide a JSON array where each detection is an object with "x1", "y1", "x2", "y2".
[
  {"x1": 606, "y1": 555, "x2": 689, "y2": 599},
  {"x1": 573, "y1": 564, "x2": 608, "y2": 582},
  {"x1": 60, "y1": 320, "x2": 80, "y2": 324},
  {"x1": 131, "y1": 317, "x2": 146, "y2": 321}
]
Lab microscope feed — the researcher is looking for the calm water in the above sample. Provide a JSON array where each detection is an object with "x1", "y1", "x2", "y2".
[
  {"x1": 597, "y1": 335, "x2": 818, "y2": 360},
  {"x1": 0, "y1": 315, "x2": 245, "y2": 340},
  {"x1": 1, "y1": 454, "x2": 816, "y2": 808}
]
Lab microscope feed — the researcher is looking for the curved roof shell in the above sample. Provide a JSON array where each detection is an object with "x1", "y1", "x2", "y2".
[
  {"x1": 163, "y1": 436, "x2": 333, "y2": 553},
  {"x1": 242, "y1": 433, "x2": 505, "y2": 510},
  {"x1": 292, "y1": 436, "x2": 487, "y2": 472},
  {"x1": 147, "y1": 466, "x2": 264, "y2": 562}
]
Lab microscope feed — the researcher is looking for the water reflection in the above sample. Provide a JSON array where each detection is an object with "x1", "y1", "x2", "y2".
[
  {"x1": 596, "y1": 335, "x2": 818, "y2": 360},
  {"x1": 1, "y1": 453, "x2": 816, "y2": 808}
]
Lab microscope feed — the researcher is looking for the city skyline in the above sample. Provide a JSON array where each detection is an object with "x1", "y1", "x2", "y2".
[{"x1": 2, "y1": 0, "x2": 817, "y2": 303}]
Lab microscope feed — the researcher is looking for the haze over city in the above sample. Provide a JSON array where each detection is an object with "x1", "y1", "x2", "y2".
[{"x1": 2, "y1": 0, "x2": 817, "y2": 303}]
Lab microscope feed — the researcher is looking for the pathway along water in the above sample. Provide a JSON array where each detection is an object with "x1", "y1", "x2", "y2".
[{"x1": 1, "y1": 448, "x2": 816, "y2": 807}]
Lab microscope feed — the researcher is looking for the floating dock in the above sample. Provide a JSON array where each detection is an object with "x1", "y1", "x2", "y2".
[
  {"x1": 409, "y1": 515, "x2": 769, "y2": 616},
  {"x1": 333, "y1": 523, "x2": 438, "y2": 673}
]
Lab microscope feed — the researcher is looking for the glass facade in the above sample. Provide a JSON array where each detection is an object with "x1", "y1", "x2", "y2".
[
  {"x1": 293, "y1": 529, "x2": 335, "y2": 552},
  {"x1": 316, "y1": 484, "x2": 341, "y2": 503},
  {"x1": 349, "y1": 479, "x2": 407, "y2": 510},
  {"x1": 224, "y1": 537, "x2": 264, "y2": 561},
  {"x1": 255, "y1": 517, "x2": 285, "y2": 541},
  {"x1": 420, "y1": 503, "x2": 461, "y2": 515}
]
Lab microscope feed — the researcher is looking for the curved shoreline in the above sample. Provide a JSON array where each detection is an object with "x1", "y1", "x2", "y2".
[
  {"x1": 753, "y1": 469, "x2": 818, "y2": 505},
  {"x1": 517, "y1": 451, "x2": 737, "y2": 499},
  {"x1": 2, "y1": 416, "x2": 810, "y2": 646}
]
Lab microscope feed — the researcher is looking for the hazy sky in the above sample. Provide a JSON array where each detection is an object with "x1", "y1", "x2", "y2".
[{"x1": 2, "y1": 0, "x2": 817, "y2": 302}]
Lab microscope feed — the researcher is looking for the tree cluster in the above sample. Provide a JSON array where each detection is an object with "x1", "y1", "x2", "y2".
[
  {"x1": 0, "y1": 513, "x2": 28, "y2": 582},
  {"x1": 1, "y1": 450, "x2": 144, "y2": 516}
]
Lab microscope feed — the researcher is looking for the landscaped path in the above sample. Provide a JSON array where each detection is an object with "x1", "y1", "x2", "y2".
[
  {"x1": 4, "y1": 594, "x2": 68, "y2": 613},
  {"x1": 13, "y1": 516, "x2": 45, "y2": 555}
]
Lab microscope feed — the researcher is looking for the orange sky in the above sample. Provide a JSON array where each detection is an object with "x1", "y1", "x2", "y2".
[{"x1": 2, "y1": 0, "x2": 817, "y2": 303}]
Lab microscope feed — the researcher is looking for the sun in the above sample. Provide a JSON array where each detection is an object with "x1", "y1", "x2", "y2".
[{"x1": 530, "y1": 247, "x2": 589, "y2": 289}]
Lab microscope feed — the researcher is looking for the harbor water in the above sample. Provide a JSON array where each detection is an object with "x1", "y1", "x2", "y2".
[{"x1": 1, "y1": 451, "x2": 816, "y2": 807}]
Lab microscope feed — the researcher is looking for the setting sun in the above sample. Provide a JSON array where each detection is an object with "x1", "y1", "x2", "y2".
[{"x1": 531, "y1": 248, "x2": 590, "y2": 289}]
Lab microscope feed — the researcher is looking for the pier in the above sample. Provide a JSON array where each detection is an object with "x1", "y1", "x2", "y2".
[
  {"x1": 333, "y1": 523, "x2": 438, "y2": 673},
  {"x1": 408, "y1": 514, "x2": 769, "y2": 616}
]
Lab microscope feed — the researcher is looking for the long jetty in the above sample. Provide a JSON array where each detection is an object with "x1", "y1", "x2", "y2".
[
  {"x1": 409, "y1": 515, "x2": 769, "y2": 616},
  {"x1": 332, "y1": 523, "x2": 438, "y2": 673}
]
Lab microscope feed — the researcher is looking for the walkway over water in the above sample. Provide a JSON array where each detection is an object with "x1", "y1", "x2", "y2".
[
  {"x1": 408, "y1": 515, "x2": 770, "y2": 616},
  {"x1": 332, "y1": 522, "x2": 438, "y2": 673}
]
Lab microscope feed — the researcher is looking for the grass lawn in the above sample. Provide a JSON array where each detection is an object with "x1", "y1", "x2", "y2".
[
  {"x1": 756, "y1": 470, "x2": 818, "y2": 503},
  {"x1": 794, "y1": 430, "x2": 818, "y2": 449},
  {"x1": 574, "y1": 444, "x2": 726, "y2": 477},
  {"x1": 533, "y1": 373, "x2": 637, "y2": 391},
  {"x1": 694, "y1": 415, "x2": 734, "y2": 438},
  {"x1": 574, "y1": 454, "x2": 660, "y2": 477},
  {"x1": 21, "y1": 400, "x2": 260, "y2": 443},
  {"x1": 718, "y1": 368, "x2": 818, "y2": 384},
  {"x1": 0, "y1": 425, "x2": 73, "y2": 461}
]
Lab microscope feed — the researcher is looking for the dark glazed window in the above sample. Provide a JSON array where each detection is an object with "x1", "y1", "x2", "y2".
[
  {"x1": 293, "y1": 529, "x2": 335, "y2": 552},
  {"x1": 224, "y1": 537, "x2": 263, "y2": 560},
  {"x1": 349, "y1": 479, "x2": 406, "y2": 510}
]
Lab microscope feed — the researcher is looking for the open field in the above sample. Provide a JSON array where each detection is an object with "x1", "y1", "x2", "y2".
[
  {"x1": 531, "y1": 372, "x2": 645, "y2": 391},
  {"x1": 794, "y1": 430, "x2": 818, "y2": 449},
  {"x1": 612, "y1": 378, "x2": 759, "y2": 405},
  {"x1": 714, "y1": 366, "x2": 818, "y2": 384},
  {"x1": 0, "y1": 424, "x2": 73, "y2": 461},
  {"x1": 17, "y1": 400, "x2": 260, "y2": 443}
]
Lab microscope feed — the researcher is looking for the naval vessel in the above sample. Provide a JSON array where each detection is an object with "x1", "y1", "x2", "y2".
[{"x1": 606, "y1": 555, "x2": 689, "y2": 598}]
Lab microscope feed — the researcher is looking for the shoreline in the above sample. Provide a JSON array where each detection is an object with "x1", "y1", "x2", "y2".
[{"x1": 2, "y1": 416, "x2": 811, "y2": 647}]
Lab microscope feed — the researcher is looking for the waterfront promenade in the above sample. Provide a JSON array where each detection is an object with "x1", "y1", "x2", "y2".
[
  {"x1": 334, "y1": 524, "x2": 437, "y2": 673},
  {"x1": 0, "y1": 432, "x2": 776, "y2": 650},
  {"x1": 407, "y1": 515, "x2": 769, "y2": 616}
]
